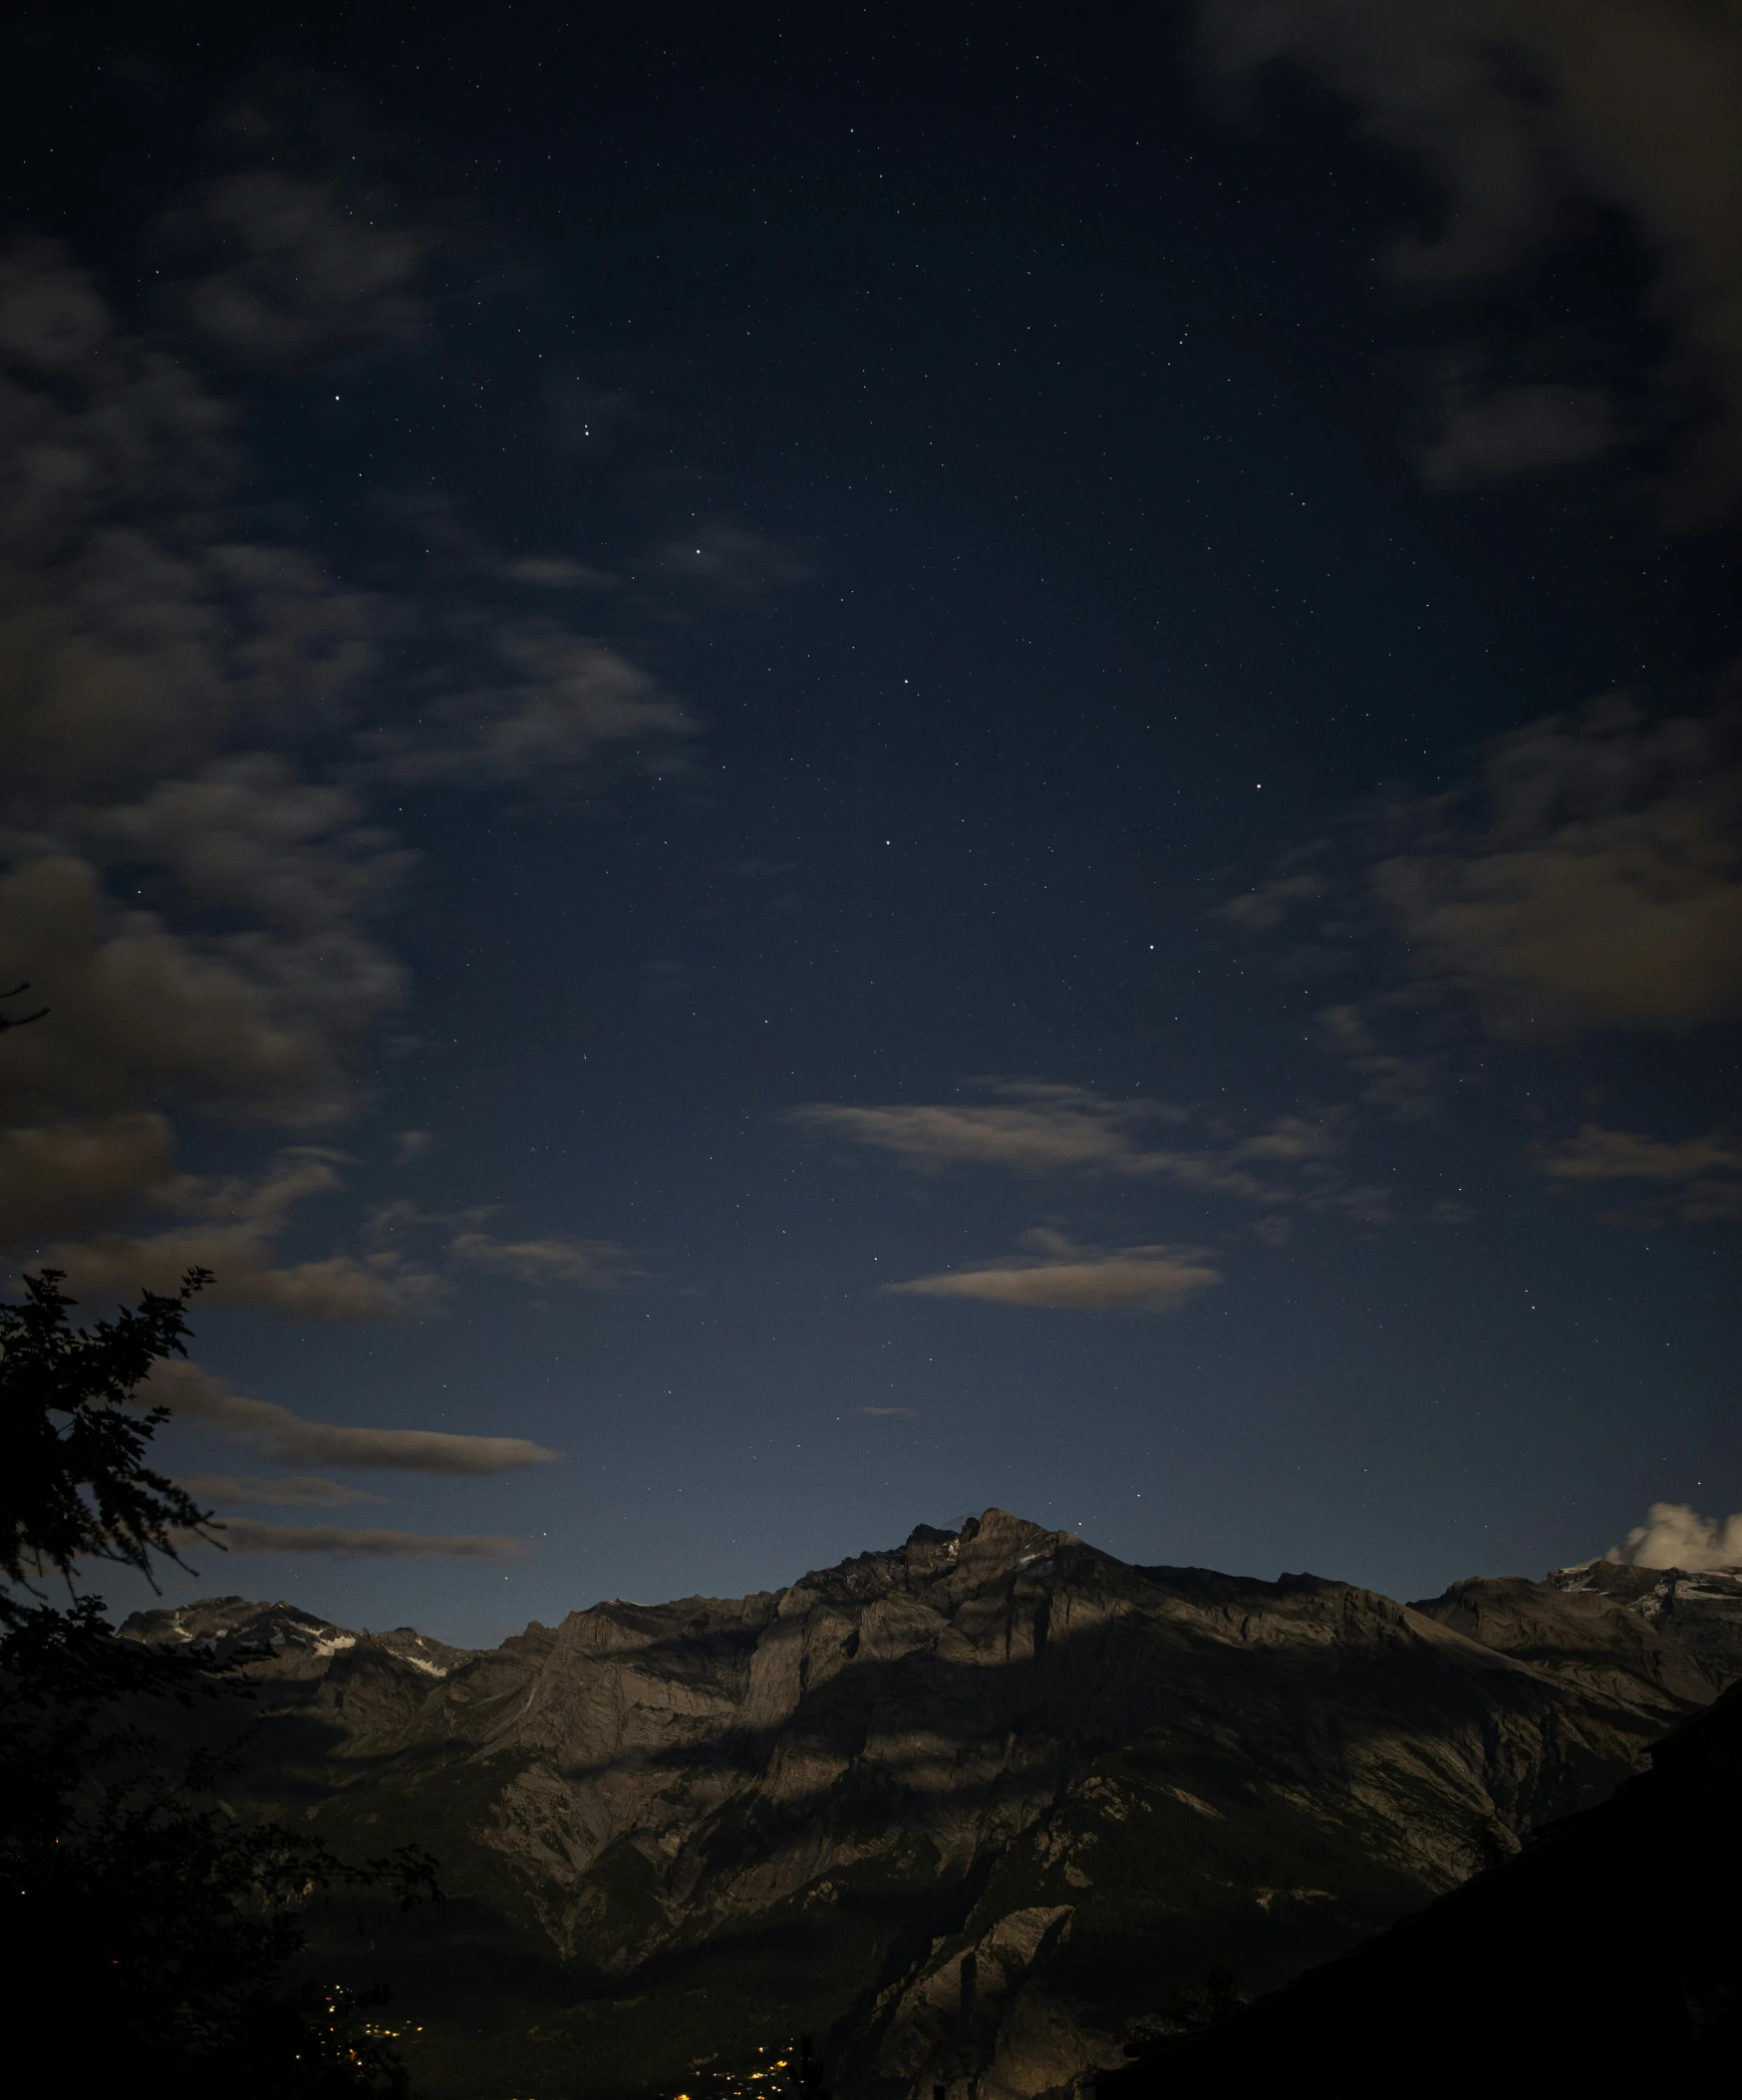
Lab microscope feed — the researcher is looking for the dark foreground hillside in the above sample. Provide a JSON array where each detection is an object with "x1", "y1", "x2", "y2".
[
  {"x1": 1103, "y1": 1673, "x2": 1742, "y2": 2086},
  {"x1": 123, "y1": 1513, "x2": 1742, "y2": 2100}
]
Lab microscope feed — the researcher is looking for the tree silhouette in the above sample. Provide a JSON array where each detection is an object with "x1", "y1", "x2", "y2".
[
  {"x1": 0, "y1": 978, "x2": 47, "y2": 1030},
  {"x1": 0, "y1": 1269, "x2": 437, "y2": 2096}
]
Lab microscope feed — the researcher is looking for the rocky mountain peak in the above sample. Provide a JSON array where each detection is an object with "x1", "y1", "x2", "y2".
[
  {"x1": 952, "y1": 1506, "x2": 1075, "y2": 1573},
  {"x1": 118, "y1": 1595, "x2": 473, "y2": 1678}
]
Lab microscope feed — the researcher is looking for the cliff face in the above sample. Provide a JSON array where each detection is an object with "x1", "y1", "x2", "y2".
[{"x1": 120, "y1": 1514, "x2": 1742, "y2": 2100}]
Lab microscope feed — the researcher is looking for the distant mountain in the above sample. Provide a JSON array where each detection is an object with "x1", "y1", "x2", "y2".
[{"x1": 120, "y1": 1513, "x2": 1742, "y2": 2100}]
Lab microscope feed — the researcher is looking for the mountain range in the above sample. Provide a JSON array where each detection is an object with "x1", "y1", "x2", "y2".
[{"x1": 121, "y1": 1510, "x2": 1742, "y2": 2100}]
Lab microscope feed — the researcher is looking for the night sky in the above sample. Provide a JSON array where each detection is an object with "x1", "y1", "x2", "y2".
[{"x1": 5, "y1": 2, "x2": 1738, "y2": 1646}]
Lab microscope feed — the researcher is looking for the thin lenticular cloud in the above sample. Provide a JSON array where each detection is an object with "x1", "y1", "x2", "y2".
[
  {"x1": 886, "y1": 1234, "x2": 1222, "y2": 1314},
  {"x1": 1535, "y1": 1123, "x2": 1742, "y2": 1223},
  {"x1": 789, "y1": 1083, "x2": 1333, "y2": 1205},
  {"x1": 789, "y1": 1087, "x2": 1154, "y2": 1174},
  {"x1": 1539, "y1": 1124, "x2": 1742, "y2": 1184},
  {"x1": 176, "y1": 1473, "x2": 388, "y2": 1509},
  {"x1": 447, "y1": 1228, "x2": 644, "y2": 1290},
  {"x1": 143, "y1": 1358, "x2": 560, "y2": 1474},
  {"x1": 202, "y1": 1518, "x2": 522, "y2": 1559}
]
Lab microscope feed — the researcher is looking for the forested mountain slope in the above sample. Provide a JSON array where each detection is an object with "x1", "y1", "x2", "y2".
[{"x1": 122, "y1": 1512, "x2": 1742, "y2": 2100}]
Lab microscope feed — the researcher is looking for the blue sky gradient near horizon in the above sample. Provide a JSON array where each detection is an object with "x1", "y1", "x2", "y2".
[{"x1": 4, "y1": 1, "x2": 1739, "y2": 1646}]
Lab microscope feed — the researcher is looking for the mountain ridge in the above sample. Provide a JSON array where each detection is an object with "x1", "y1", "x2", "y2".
[{"x1": 119, "y1": 1511, "x2": 1742, "y2": 2100}]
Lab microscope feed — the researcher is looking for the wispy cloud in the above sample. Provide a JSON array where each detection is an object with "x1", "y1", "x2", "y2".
[
  {"x1": 1212, "y1": 871, "x2": 1323, "y2": 932},
  {"x1": 370, "y1": 630, "x2": 695, "y2": 790},
  {"x1": 202, "y1": 1518, "x2": 521, "y2": 1559},
  {"x1": 34, "y1": 1152, "x2": 443, "y2": 1321},
  {"x1": 1311, "y1": 1006, "x2": 1437, "y2": 1121},
  {"x1": 1219, "y1": 701, "x2": 1742, "y2": 1052},
  {"x1": 885, "y1": 1232, "x2": 1222, "y2": 1314},
  {"x1": 0, "y1": 140, "x2": 721, "y2": 1323},
  {"x1": 176, "y1": 1472, "x2": 387, "y2": 1509},
  {"x1": 447, "y1": 1229, "x2": 643, "y2": 1290},
  {"x1": 1603, "y1": 1501, "x2": 1742, "y2": 1573},
  {"x1": 15, "y1": 1156, "x2": 644, "y2": 1323},
  {"x1": 142, "y1": 1358, "x2": 560, "y2": 1474},
  {"x1": 1536, "y1": 1123, "x2": 1742, "y2": 1223},
  {"x1": 160, "y1": 167, "x2": 434, "y2": 366},
  {"x1": 790, "y1": 1082, "x2": 1342, "y2": 1207},
  {"x1": 1420, "y1": 384, "x2": 1615, "y2": 488}
]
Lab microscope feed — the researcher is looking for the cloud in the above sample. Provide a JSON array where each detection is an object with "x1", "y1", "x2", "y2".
[
  {"x1": 0, "y1": 243, "x2": 235, "y2": 571},
  {"x1": 0, "y1": 528, "x2": 379, "y2": 799},
  {"x1": 364, "y1": 1203, "x2": 644, "y2": 1297},
  {"x1": 447, "y1": 1229, "x2": 642, "y2": 1290},
  {"x1": 0, "y1": 170, "x2": 709, "y2": 1332},
  {"x1": 1419, "y1": 383, "x2": 1617, "y2": 487},
  {"x1": 639, "y1": 520, "x2": 815, "y2": 597},
  {"x1": 0, "y1": 1112, "x2": 176, "y2": 1240},
  {"x1": 1536, "y1": 1122, "x2": 1742, "y2": 1222},
  {"x1": 162, "y1": 171, "x2": 432, "y2": 365},
  {"x1": 0, "y1": 208, "x2": 690, "y2": 1151},
  {"x1": 886, "y1": 1232, "x2": 1223, "y2": 1313},
  {"x1": 1217, "y1": 700, "x2": 1742, "y2": 1076},
  {"x1": 1603, "y1": 1501, "x2": 1742, "y2": 1572},
  {"x1": 503, "y1": 556, "x2": 622, "y2": 591},
  {"x1": 142, "y1": 1357, "x2": 560, "y2": 1474},
  {"x1": 201, "y1": 1519, "x2": 520, "y2": 1559},
  {"x1": 394, "y1": 1129, "x2": 434, "y2": 1165},
  {"x1": 376, "y1": 630, "x2": 695, "y2": 789},
  {"x1": 0, "y1": 856, "x2": 395, "y2": 1131},
  {"x1": 1373, "y1": 702, "x2": 1742, "y2": 1038},
  {"x1": 78, "y1": 755, "x2": 411, "y2": 935},
  {"x1": 177, "y1": 1472, "x2": 387, "y2": 1509},
  {"x1": 1193, "y1": 0, "x2": 1742, "y2": 500},
  {"x1": 47, "y1": 1234, "x2": 435, "y2": 1322},
  {"x1": 789, "y1": 1082, "x2": 1345, "y2": 1204},
  {"x1": 1213, "y1": 871, "x2": 1323, "y2": 932},
  {"x1": 1312, "y1": 1006, "x2": 1438, "y2": 1119},
  {"x1": 791, "y1": 1088, "x2": 1159, "y2": 1175},
  {"x1": 32, "y1": 1152, "x2": 442, "y2": 1321},
  {"x1": 1377, "y1": 795, "x2": 1742, "y2": 1034}
]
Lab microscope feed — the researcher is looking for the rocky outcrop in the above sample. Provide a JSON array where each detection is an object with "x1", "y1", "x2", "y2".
[{"x1": 120, "y1": 1514, "x2": 1742, "y2": 2100}]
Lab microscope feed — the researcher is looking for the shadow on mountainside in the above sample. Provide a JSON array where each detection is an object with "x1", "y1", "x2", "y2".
[
  {"x1": 121, "y1": 1517, "x2": 1742, "y2": 2100},
  {"x1": 1099, "y1": 1676, "x2": 1742, "y2": 2086}
]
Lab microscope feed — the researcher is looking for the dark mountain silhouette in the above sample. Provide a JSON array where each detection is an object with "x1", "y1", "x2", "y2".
[
  {"x1": 121, "y1": 1512, "x2": 1742, "y2": 2100},
  {"x1": 1100, "y1": 1671, "x2": 1742, "y2": 2085}
]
